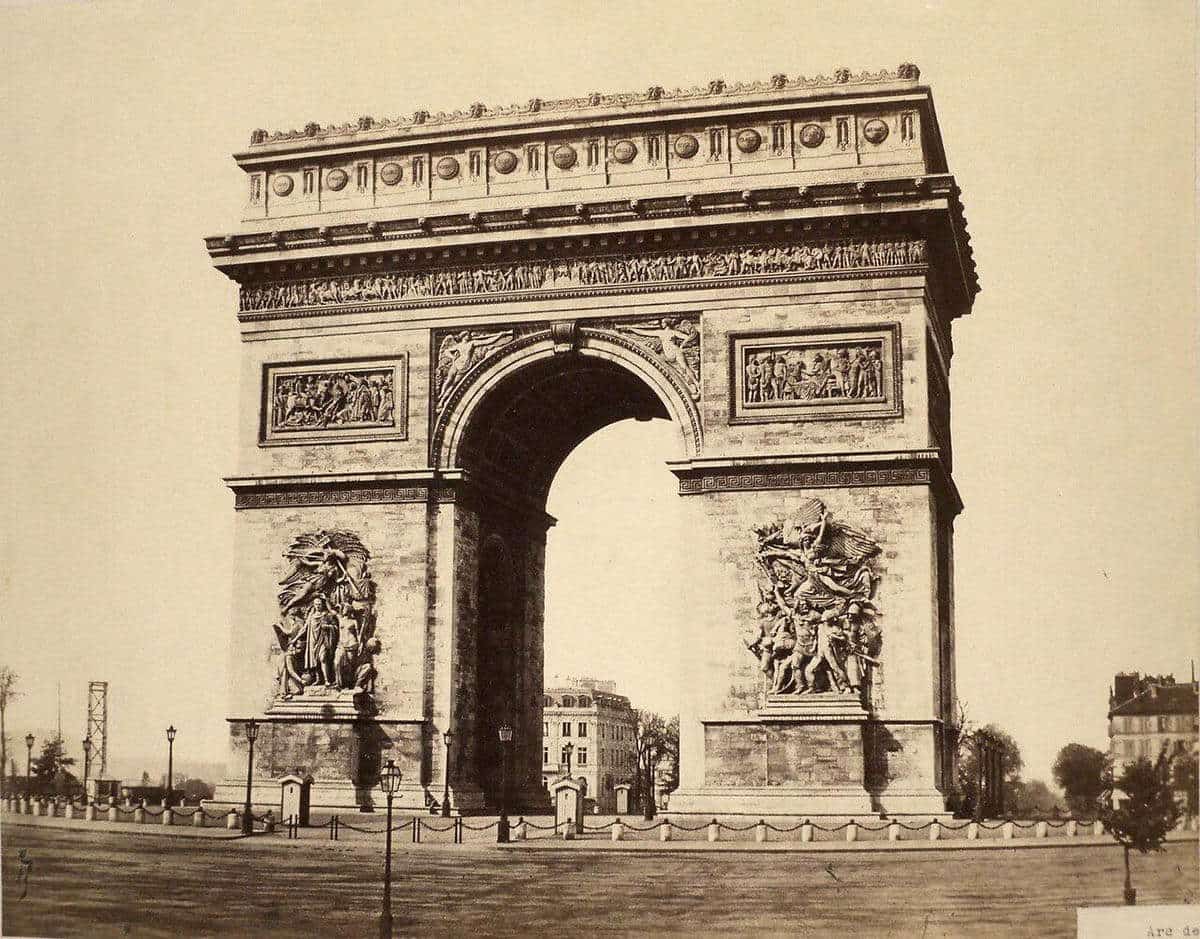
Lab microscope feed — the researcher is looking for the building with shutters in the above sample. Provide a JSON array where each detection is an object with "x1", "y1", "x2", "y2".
[{"x1": 541, "y1": 678, "x2": 638, "y2": 812}]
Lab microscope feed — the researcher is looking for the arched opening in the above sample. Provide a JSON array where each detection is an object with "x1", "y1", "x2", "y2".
[{"x1": 445, "y1": 338, "x2": 692, "y2": 811}]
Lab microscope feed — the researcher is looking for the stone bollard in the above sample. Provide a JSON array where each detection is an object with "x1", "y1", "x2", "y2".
[
  {"x1": 193, "y1": 808, "x2": 205, "y2": 827},
  {"x1": 123, "y1": 797, "x2": 133, "y2": 811},
  {"x1": 65, "y1": 802, "x2": 75, "y2": 820},
  {"x1": 612, "y1": 819, "x2": 624, "y2": 842},
  {"x1": 108, "y1": 804, "x2": 119, "y2": 822},
  {"x1": 755, "y1": 820, "x2": 768, "y2": 844},
  {"x1": 33, "y1": 799, "x2": 43, "y2": 817},
  {"x1": 967, "y1": 821, "x2": 979, "y2": 840},
  {"x1": 227, "y1": 809, "x2": 238, "y2": 830},
  {"x1": 928, "y1": 820, "x2": 941, "y2": 841},
  {"x1": 1036, "y1": 821, "x2": 1048, "y2": 839},
  {"x1": 707, "y1": 819, "x2": 720, "y2": 843},
  {"x1": 513, "y1": 818, "x2": 526, "y2": 841},
  {"x1": 162, "y1": 807, "x2": 173, "y2": 826},
  {"x1": 888, "y1": 821, "x2": 901, "y2": 842},
  {"x1": 263, "y1": 812, "x2": 275, "y2": 834},
  {"x1": 659, "y1": 821, "x2": 672, "y2": 842},
  {"x1": 562, "y1": 818, "x2": 575, "y2": 841},
  {"x1": 1093, "y1": 819, "x2": 1104, "y2": 837},
  {"x1": 800, "y1": 820, "x2": 813, "y2": 843},
  {"x1": 1191, "y1": 816, "x2": 1199, "y2": 833},
  {"x1": 135, "y1": 801, "x2": 146, "y2": 824},
  {"x1": 85, "y1": 803, "x2": 96, "y2": 822},
  {"x1": 1067, "y1": 820, "x2": 1077, "y2": 837},
  {"x1": 1002, "y1": 820, "x2": 1015, "y2": 840},
  {"x1": 845, "y1": 821, "x2": 857, "y2": 843}
]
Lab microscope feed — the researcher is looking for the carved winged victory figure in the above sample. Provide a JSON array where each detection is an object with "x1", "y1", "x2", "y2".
[{"x1": 746, "y1": 499, "x2": 882, "y2": 699}]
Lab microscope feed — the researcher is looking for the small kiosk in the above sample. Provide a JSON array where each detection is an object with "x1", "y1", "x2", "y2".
[
  {"x1": 549, "y1": 776, "x2": 584, "y2": 839},
  {"x1": 279, "y1": 775, "x2": 311, "y2": 827}
]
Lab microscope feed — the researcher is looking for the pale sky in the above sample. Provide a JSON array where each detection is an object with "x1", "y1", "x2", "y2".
[{"x1": 2, "y1": 0, "x2": 1196, "y2": 788}]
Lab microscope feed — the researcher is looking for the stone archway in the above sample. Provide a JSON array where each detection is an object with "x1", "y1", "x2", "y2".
[{"x1": 434, "y1": 326, "x2": 695, "y2": 811}]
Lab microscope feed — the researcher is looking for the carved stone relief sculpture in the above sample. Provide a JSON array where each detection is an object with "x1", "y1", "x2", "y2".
[
  {"x1": 730, "y1": 326, "x2": 902, "y2": 423},
  {"x1": 610, "y1": 316, "x2": 701, "y2": 397},
  {"x1": 743, "y1": 499, "x2": 882, "y2": 703},
  {"x1": 239, "y1": 239, "x2": 927, "y2": 315},
  {"x1": 270, "y1": 530, "x2": 380, "y2": 705},
  {"x1": 261, "y1": 358, "x2": 407, "y2": 445},
  {"x1": 434, "y1": 329, "x2": 515, "y2": 412}
]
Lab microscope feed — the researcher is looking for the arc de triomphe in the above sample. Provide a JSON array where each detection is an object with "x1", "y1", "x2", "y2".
[{"x1": 206, "y1": 65, "x2": 977, "y2": 816}]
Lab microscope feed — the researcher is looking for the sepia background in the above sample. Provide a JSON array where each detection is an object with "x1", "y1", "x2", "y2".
[{"x1": 1, "y1": 0, "x2": 1195, "y2": 792}]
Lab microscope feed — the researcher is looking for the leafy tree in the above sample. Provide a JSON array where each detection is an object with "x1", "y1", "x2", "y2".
[
  {"x1": 1101, "y1": 753, "x2": 1182, "y2": 905},
  {"x1": 140, "y1": 771, "x2": 151, "y2": 787},
  {"x1": 31, "y1": 735, "x2": 76, "y2": 796},
  {"x1": 1170, "y1": 751, "x2": 1197, "y2": 816},
  {"x1": 1009, "y1": 779, "x2": 1065, "y2": 818},
  {"x1": 0, "y1": 667, "x2": 17, "y2": 799},
  {"x1": 182, "y1": 778, "x2": 215, "y2": 803},
  {"x1": 1052, "y1": 743, "x2": 1109, "y2": 818},
  {"x1": 955, "y1": 721, "x2": 1024, "y2": 817},
  {"x1": 634, "y1": 711, "x2": 678, "y2": 819}
]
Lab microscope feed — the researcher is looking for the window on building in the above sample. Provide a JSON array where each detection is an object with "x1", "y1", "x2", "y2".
[
  {"x1": 561, "y1": 722, "x2": 571, "y2": 737},
  {"x1": 526, "y1": 145, "x2": 540, "y2": 172},
  {"x1": 586, "y1": 141, "x2": 600, "y2": 167},
  {"x1": 250, "y1": 176, "x2": 263, "y2": 203},
  {"x1": 469, "y1": 151, "x2": 482, "y2": 178},
  {"x1": 900, "y1": 112, "x2": 916, "y2": 142},
  {"x1": 543, "y1": 722, "x2": 549, "y2": 736},
  {"x1": 543, "y1": 695, "x2": 552, "y2": 707},
  {"x1": 543, "y1": 747, "x2": 549, "y2": 764},
  {"x1": 578, "y1": 722, "x2": 587, "y2": 738},
  {"x1": 562, "y1": 695, "x2": 575, "y2": 708},
  {"x1": 578, "y1": 748, "x2": 588, "y2": 766},
  {"x1": 646, "y1": 134, "x2": 661, "y2": 164},
  {"x1": 302, "y1": 169, "x2": 315, "y2": 195},
  {"x1": 1123, "y1": 740, "x2": 1134, "y2": 757},
  {"x1": 561, "y1": 746, "x2": 570, "y2": 764},
  {"x1": 412, "y1": 157, "x2": 425, "y2": 184},
  {"x1": 356, "y1": 164, "x2": 369, "y2": 191},
  {"x1": 578, "y1": 697, "x2": 591, "y2": 708}
]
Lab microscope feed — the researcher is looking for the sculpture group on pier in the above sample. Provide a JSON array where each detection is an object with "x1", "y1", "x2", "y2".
[
  {"x1": 743, "y1": 499, "x2": 882, "y2": 699},
  {"x1": 270, "y1": 530, "x2": 381, "y2": 701}
]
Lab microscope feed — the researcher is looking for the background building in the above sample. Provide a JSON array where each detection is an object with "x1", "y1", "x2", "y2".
[
  {"x1": 1108, "y1": 671, "x2": 1198, "y2": 803},
  {"x1": 542, "y1": 678, "x2": 638, "y2": 812}
]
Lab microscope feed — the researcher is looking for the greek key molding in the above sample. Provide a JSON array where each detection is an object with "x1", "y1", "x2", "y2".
[
  {"x1": 238, "y1": 238, "x2": 927, "y2": 317},
  {"x1": 677, "y1": 467, "x2": 931, "y2": 495},
  {"x1": 233, "y1": 485, "x2": 455, "y2": 510}
]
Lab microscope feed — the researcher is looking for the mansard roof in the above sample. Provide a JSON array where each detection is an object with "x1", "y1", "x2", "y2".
[{"x1": 1109, "y1": 680, "x2": 1199, "y2": 718}]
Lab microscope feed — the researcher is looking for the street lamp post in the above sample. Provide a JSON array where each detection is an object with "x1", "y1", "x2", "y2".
[
  {"x1": 24, "y1": 734, "x2": 34, "y2": 803},
  {"x1": 440, "y1": 730, "x2": 453, "y2": 818},
  {"x1": 241, "y1": 719, "x2": 258, "y2": 835},
  {"x1": 82, "y1": 737, "x2": 93, "y2": 803},
  {"x1": 165, "y1": 725, "x2": 177, "y2": 808},
  {"x1": 643, "y1": 744, "x2": 656, "y2": 821},
  {"x1": 563, "y1": 741, "x2": 573, "y2": 778},
  {"x1": 378, "y1": 759, "x2": 403, "y2": 939},
  {"x1": 497, "y1": 722, "x2": 513, "y2": 843}
]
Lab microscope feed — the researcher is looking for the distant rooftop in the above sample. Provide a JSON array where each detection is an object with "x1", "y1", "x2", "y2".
[
  {"x1": 246, "y1": 64, "x2": 922, "y2": 148},
  {"x1": 1110, "y1": 672, "x2": 1199, "y2": 717}
]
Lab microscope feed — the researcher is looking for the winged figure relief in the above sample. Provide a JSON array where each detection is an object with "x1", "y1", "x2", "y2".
[{"x1": 746, "y1": 499, "x2": 883, "y2": 699}]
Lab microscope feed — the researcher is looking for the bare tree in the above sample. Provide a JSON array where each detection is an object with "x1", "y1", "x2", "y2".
[{"x1": 0, "y1": 668, "x2": 18, "y2": 800}]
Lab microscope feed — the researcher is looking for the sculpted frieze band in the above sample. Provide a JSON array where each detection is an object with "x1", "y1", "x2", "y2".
[{"x1": 238, "y1": 238, "x2": 926, "y2": 314}]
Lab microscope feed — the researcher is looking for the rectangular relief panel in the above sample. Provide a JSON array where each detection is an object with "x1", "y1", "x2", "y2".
[
  {"x1": 729, "y1": 324, "x2": 902, "y2": 424},
  {"x1": 260, "y1": 356, "x2": 407, "y2": 446}
]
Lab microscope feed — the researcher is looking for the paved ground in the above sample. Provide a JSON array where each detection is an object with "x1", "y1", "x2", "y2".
[{"x1": 2, "y1": 825, "x2": 1196, "y2": 938}]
